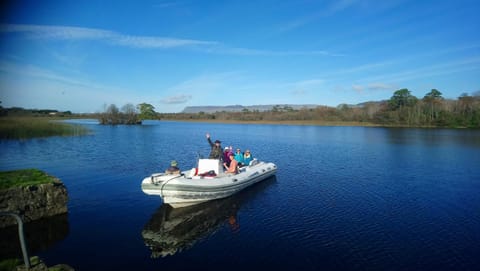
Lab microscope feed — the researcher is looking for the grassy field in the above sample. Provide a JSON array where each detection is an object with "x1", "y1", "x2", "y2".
[
  {"x1": 0, "y1": 169, "x2": 57, "y2": 190},
  {"x1": 0, "y1": 117, "x2": 90, "y2": 139}
]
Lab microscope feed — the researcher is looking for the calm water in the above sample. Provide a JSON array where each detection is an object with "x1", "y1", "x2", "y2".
[{"x1": 1, "y1": 120, "x2": 479, "y2": 270}]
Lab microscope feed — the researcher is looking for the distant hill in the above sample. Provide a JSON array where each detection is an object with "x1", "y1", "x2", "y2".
[{"x1": 181, "y1": 104, "x2": 321, "y2": 113}]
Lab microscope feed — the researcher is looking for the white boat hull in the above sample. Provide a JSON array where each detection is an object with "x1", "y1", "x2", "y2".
[{"x1": 141, "y1": 160, "x2": 277, "y2": 208}]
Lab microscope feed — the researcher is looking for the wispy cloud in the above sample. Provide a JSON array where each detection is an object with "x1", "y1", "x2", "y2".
[
  {"x1": 0, "y1": 23, "x2": 343, "y2": 56},
  {"x1": 352, "y1": 82, "x2": 394, "y2": 93},
  {"x1": 0, "y1": 60, "x2": 88, "y2": 87},
  {"x1": 364, "y1": 57, "x2": 480, "y2": 83},
  {"x1": 0, "y1": 24, "x2": 217, "y2": 49},
  {"x1": 277, "y1": 0, "x2": 361, "y2": 32},
  {"x1": 152, "y1": 1, "x2": 183, "y2": 9},
  {"x1": 160, "y1": 94, "x2": 192, "y2": 104},
  {"x1": 328, "y1": 0, "x2": 361, "y2": 13},
  {"x1": 198, "y1": 43, "x2": 344, "y2": 57},
  {"x1": 352, "y1": 84, "x2": 364, "y2": 92},
  {"x1": 367, "y1": 82, "x2": 393, "y2": 90},
  {"x1": 0, "y1": 60, "x2": 140, "y2": 98},
  {"x1": 346, "y1": 56, "x2": 480, "y2": 95}
]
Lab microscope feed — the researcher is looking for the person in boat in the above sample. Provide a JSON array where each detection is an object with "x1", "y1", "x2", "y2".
[
  {"x1": 234, "y1": 148, "x2": 245, "y2": 167},
  {"x1": 222, "y1": 146, "x2": 233, "y2": 168},
  {"x1": 165, "y1": 160, "x2": 180, "y2": 174},
  {"x1": 206, "y1": 133, "x2": 223, "y2": 159},
  {"x1": 243, "y1": 149, "x2": 253, "y2": 166},
  {"x1": 224, "y1": 153, "x2": 238, "y2": 174}
]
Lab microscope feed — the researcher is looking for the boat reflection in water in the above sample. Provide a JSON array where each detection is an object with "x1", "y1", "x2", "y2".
[{"x1": 142, "y1": 176, "x2": 276, "y2": 258}]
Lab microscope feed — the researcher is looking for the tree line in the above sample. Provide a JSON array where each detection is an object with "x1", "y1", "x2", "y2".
[
  {"x1": 3, "y1": 88, "x2": 479, "y2": 128},
  {"x1": 157, "y1": 89, "x2": 480, "y2": 128}
]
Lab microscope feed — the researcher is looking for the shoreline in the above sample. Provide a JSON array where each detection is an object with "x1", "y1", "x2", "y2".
[{"x1": 159, "y1": 119, "x2": 448, "y2": 128}]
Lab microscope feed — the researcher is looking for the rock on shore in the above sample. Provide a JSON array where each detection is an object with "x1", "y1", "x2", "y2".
[{"x1": 0, "y1": 179, "x2": 68, "y2": 228}]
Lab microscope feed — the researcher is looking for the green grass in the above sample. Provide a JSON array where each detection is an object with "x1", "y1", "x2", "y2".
[
  {"x1": 0, "y1": 169, "x2": 56, "y2": 190},
  {"x1": 0, "y1": 117, "x2": 90, "y2": 139}
]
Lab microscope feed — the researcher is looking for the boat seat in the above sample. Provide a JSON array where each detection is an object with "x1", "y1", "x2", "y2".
[{"x1": 197, "y1": 159, "x2": 222, "y2": 175}]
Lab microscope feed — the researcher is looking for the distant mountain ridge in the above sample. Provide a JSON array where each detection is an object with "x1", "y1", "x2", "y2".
[{"x1": 181, "y1": 104, "x2": 321, "y2": 113}]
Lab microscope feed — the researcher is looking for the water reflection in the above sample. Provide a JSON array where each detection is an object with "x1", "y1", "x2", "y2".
[
  {"x1": 0, "y1": 214, "x2": 69, "y2": 259},
  {"x1": 142, "y1": 176, "x2": 276, "y2": 258},
  {"x1": 384, "y1": 127, "x2": 480, "y2": 147}
]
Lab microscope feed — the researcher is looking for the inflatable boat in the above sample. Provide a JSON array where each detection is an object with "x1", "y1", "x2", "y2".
[{"x1": 141, "y1": 158, "x2": 277, "y2": 208}]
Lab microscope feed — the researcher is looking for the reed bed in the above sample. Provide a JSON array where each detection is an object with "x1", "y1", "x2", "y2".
[{"x1": 0, "y1": 117, "x2": 90, "y2": 139}]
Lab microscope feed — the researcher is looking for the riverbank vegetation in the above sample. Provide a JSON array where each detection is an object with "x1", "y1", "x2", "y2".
[
  {"x1": 92, "y1": 88, "x2": 480, "y2": 128},
  {"x1": 157, "y1": 89, "x2": 480, "y2": 128},
  {"x1": 2, "y1": 88, "x2": 479, "y2": 131},
  {"x1": 0, "y1": 116, "x2": 90, "y2": 139},
  {"x1": 0, "y1": 169, "x2": 56, "y2": 190}
]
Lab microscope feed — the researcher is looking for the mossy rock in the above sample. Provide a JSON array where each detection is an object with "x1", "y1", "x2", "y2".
[
  {"x1": 0, "y1": 169, "x2": 68, "y2": 228},
  {"x1": 0, "y1": 169, "x2": 56, "y2": 190}
]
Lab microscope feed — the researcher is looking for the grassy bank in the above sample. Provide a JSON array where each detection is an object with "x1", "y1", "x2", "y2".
[
  {"x1": 0, "y1": 169, "x2": 57, "y2": 190},
  {"x1": 0, "y1": 117, "x2": 90, "y2": 139}
]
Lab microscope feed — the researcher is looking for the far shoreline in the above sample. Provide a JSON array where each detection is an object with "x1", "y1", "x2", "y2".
[{"x1": 159, "y1": 118, "x2": 448, "y2": 128}]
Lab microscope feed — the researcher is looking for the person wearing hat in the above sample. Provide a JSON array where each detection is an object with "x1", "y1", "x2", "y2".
[
  {"x1": 222, "y1": 146, "x2": 233, "y2": 168},
  {"x1": 165, "y1": 160, "x2": 180, "y2": 174},
  {"x1": 206, "y1": 133, "x2": 223, "y2": 159}
]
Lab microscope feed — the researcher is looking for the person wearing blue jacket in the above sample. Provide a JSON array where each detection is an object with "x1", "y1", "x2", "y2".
[
  {"x1": 243, "y1": 149, "x2": 253, "y2": 166},
  {"x1": 234, "y1": 148, "x2": 245, "y2": 166}
]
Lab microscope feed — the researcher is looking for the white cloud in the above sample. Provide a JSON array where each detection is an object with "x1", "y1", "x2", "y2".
[
  {"x1": 113, "y1": 35, "x2": 216, "y2": 49},
  {"x1": 160, "y1": 94, "x2": 192, "y2": 104},
  {"x1": 0, "y1": 24, "x2": 217, "y2": 49},
  {"x1": 0, "y1": 24, "x2": 114, "y2": 40},
  {"x1": 352, "y1": 84, "x2": 364, "y2": 92},
  {"x1": 368, "y1": 83, "x2": 393, "y2": 90},
  {"x1": 352, "y1": 83, "x2": 393, "y2": 93}
]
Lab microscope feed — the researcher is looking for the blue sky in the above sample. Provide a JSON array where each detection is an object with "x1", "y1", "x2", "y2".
[{"x1": 1, "y1": 0, "x2": 479, "y2": 113}]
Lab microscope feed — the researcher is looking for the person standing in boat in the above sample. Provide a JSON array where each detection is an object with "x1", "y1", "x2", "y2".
[{"x1": 206, "y1": 133, "x2": 223, "y2": 159}]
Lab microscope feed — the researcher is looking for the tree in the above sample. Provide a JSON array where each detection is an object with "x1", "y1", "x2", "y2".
[
  {"x1": 137, "y1": 103, "x2": 156, "y2": 120},
  {"x1": 458, "y1": 93, "x2": 474, "y2": 116},
  {"x1": 105, "y1": 104, "x2": 120, "y2": 124},
  {"x1": 424, "y1": 89, "x2": 442, "y2": 100},
  {"x1": 122, "y1": 103, "x2": 139, "y2": 124},
  {"x1": 423, "y1": 89, "x2": 444, "y2": 123},
  {"x1": 389, "y1": 88, "x2": 418, "y2": 110}
]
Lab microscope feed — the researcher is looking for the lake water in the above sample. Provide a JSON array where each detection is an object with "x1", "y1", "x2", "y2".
[{"x1": 1, "y1": 120, "x2": 479, "y2": 270}]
